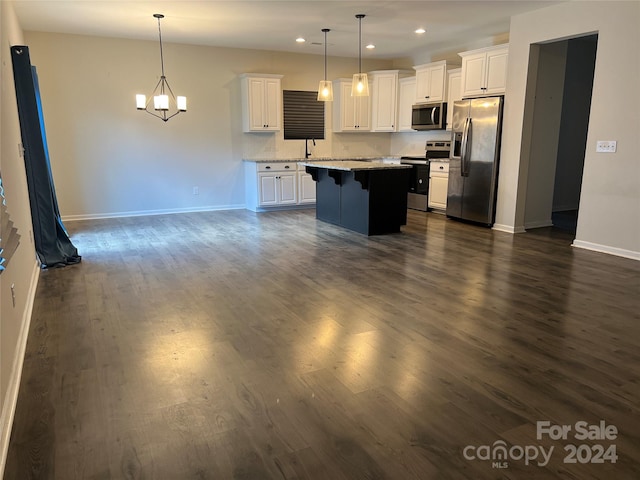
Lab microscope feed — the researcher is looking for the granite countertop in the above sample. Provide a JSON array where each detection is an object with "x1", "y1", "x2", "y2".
[
  {"x1": 243, "y1": 156, "x2": 400, "y2": 163},
  {"x1": 298, "y1": 160, "x2": 411, "y2": 171}
]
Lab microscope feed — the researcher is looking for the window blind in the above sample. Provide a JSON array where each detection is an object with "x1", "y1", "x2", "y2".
[{"x1": 283, "y1": 90, "x2": 325, "y2": 140}]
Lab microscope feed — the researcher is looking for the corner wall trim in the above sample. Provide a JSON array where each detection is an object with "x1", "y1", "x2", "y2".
[
  {"x1": 524, "y1": 220, "x2": 554, "y2": 229},
  {"x1": 0, "y1": 259, "x2": 40, "y2": 477},
  {"x1": 492, "y1": 223, "x2": 526, "y2": 234},
  {"x1": 572, "y1": 240, "x2": 640, "y2": 261}
]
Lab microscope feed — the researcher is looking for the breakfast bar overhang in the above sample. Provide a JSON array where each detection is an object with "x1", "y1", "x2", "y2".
[{"x1": 298, "y1": 161, "x2": 411, "y2": 235}]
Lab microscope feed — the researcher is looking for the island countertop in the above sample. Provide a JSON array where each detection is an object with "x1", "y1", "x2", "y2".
[
  {"x1": 298, "y1": 160, "x2": 411, "y2": 171},
  {"x1": 243, "y1": 156, "x2": 401, "y2": 164}
]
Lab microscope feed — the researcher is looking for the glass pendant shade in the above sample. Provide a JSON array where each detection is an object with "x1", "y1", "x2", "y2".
[
  {"x1": 351, "y1": 73, "x2": 369, "y2": 97},
  {"x1": 317, "y1": 80, "x2": 333, "y2": 101},
  {"x1": 177, "y1": 96, "x2": 187, "y2": 111},
  {"x1": 351, "y1": 14, "x2": 369, "y2": 97},
  {"x1": 317, "y1": 28, "x2": 333, "y2": 102}
]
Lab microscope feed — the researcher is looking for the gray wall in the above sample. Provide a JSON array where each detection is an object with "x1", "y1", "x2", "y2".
[
  {"x1": 496, "y1": 0, "x2": 640, "y2": 258},
  {"x1": 0, "y1": 2, "x2": 40, "y2": 472},
  {"x1": 524, "y1": 41, "x2": 568, "y2": 229}
]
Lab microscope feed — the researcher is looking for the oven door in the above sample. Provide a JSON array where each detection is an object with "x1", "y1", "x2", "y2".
[{"x1": 410, "y1": 164, "x2": 429, "y2": 194}]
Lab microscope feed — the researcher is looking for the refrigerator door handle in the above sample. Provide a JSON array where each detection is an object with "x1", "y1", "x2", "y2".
[{"x1": 460, "y1": 117, "x2": 471, "y2": 176}]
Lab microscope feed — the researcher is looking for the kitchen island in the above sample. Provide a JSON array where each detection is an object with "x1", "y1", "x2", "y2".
[{"x1": 298, "y1": 160, "x2": 411, "y2": 235}]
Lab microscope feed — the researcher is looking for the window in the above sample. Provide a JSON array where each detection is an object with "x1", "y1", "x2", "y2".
[{"x1": 283, "y1": 90, "x2": 325, "y2": 140}]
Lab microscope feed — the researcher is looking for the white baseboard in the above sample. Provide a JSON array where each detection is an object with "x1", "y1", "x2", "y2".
[
  {"x1": 572, "y1": 240, "x2": 640, "y2": 261},
  {"x1": 62, "y1": 204, "x2": 245, "y2": 222},
  {"x1": 492, "y1": 223, "x2": 526, "y2": 234},
  {"x1": 0, "y1": 260, "x2": 40, "y2": 477}
]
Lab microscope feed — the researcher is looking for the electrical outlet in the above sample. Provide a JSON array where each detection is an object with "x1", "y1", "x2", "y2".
[
  {"x1": 192, "y1": 186, "x2": 199, "y2": 195},
  {"x1": 596, "y1": 140, "x2": 617, "y2": 153}
]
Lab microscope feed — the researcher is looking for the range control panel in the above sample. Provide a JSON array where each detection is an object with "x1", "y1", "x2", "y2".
[{"x1": 426, "y1": 140, "x2": 451, "y2": 159}]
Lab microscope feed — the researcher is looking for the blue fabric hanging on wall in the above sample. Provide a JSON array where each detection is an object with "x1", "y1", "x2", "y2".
[{"x1": 11, "y1": 45, "x2": 80, "y2": 268}]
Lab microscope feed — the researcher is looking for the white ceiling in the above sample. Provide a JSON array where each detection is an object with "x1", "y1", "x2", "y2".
[{"x1": 12, "y1": 1, "x2": 561, "y2": 59}]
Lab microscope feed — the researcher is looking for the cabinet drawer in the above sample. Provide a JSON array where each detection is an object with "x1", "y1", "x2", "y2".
[
  {"x1": 257, "y1": 162, "x2": 297, "y2": 172},
  {"x1": 430, "y1": 161, "x2": 449, "y2": 175}
]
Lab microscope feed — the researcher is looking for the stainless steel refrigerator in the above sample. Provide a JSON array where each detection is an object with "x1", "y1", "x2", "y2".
[{"x1": 447, "y1": 96, "x2": 503, "y2": 226}]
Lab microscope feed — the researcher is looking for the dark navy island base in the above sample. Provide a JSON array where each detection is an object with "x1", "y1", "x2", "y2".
[{"x1": 301, "y1": 161, "x2": 411, "y2": 236}]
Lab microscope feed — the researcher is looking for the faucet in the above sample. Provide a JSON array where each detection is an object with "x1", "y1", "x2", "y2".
[{"x1": 305, "y1": 138, "x2": 316, "y2": 159}]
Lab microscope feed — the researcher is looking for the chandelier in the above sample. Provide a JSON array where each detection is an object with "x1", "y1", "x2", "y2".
[{"x1": 136, "y1": 14, "x2": 187, "y2": 122}]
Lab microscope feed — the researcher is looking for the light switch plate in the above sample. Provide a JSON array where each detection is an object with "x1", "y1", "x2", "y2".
[{"x1": 596, "y1": 140, "x2": 617, "y2": 153}]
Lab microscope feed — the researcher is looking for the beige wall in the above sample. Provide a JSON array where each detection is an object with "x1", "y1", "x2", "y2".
[
  {"x1": 0, "y1": 1, "x2": 40, "y2": 475},
  {"x1": 24, "y1": 32, "x2": 401, "y2": 219},
  {"x1": 495, "y1": 0, "x2": 640, "y2": 258}
]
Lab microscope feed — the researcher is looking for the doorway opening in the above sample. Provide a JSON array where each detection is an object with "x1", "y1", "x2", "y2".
[{"x1": 522, "y1": 34, "x2": 598, "y2": 238}]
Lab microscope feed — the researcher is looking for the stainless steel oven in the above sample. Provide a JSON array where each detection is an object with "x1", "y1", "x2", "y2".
[{"x1": 401, "y1": 140, "x2": 451, "y2": 211}]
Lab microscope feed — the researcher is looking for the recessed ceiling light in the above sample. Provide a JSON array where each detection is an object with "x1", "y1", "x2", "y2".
[
  {"x1": 415, "y1": 28, "x2": 426, "y2": 34},
  {"x1": 366, "y1": 44, "x2": 375, "y2": 49},
  {"x1": 296, "y1": 37, "x2": 306, "y2": 43}
]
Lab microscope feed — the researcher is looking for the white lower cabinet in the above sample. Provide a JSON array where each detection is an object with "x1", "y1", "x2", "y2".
[
  {"x1": 259, "y1": 171, "x2": 297, "y2": 206},
  {"x1": 245, "y1": 161, "x2": 316, "y2": 211},
  {"x1": 298, "y1": 170, "x2": 317, "y2": 204},
  {"x1": 428, "y1": 161, "x2": 449, "y2": 211}
]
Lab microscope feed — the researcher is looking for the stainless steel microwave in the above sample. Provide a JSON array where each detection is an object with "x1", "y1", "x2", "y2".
[{"x1": 411, "y1": 102, "x2": 447, "y2": 130}]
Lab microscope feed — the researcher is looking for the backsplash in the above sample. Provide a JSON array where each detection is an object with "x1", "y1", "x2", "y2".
[
  {"x1": 390, "y1": 130, "x2": 453, "y2": 157},
  {"x1": 242, "y1": 130, "x2": 392, "y2": 159},
  {"x1": 242, "y1": 129, "x2": 453, "y2": 160}
]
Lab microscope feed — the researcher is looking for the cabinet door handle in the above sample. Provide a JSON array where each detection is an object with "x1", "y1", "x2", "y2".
[
  {"x1": 425, "y1": 95, "x2": 429, "y2": 99},
  {"x1": 285, "y1": 165, "x2": 290, "y2": 169},
  {"x1": 265, "y1": 166, "x2": 271, "y2": 169},
  {"x1": 439, "y1": 166, "x2": 444, "y2": 170}
]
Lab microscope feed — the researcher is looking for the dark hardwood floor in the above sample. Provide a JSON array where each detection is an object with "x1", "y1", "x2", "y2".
[{"x1": 4, "y1": 209, "x2": 640, "y2": 479}]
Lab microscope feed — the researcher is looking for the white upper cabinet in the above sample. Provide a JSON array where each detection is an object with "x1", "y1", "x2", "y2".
[
  {"x1": 332, "y1": 79, "x2": 370, "y2": 132},
  {"x1": 240, "y1": 73, "x2": 283, "y2": 132},
  {"x1": 446, "y1": 68, "x2": 461, "y2": 130},
  {"x1": 370, "y1": 70, "x2": 400, "y2": 132},
  {"x1": 413, "y1": 61, "x2": 447, "y2": 104},
  {"x1": 459, "y1": 45, "x2": 509, "y2": 98},
  {"x1": 398, "y1": 77, "x2": 417, "y2": 132}
]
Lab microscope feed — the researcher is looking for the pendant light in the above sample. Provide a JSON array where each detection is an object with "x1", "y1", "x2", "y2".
[
  {"x1": 317, "y1": 28, "x2": 333, "y2": 101},
  {"x1": 351, "y1": 14, "x2": 369, "y2": 97},
  {"x1": 136, "y1": 14, "x2": 187, "y2": 122}
]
